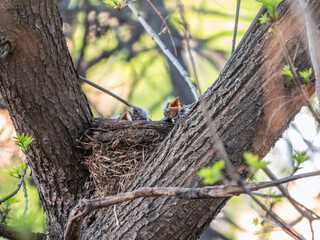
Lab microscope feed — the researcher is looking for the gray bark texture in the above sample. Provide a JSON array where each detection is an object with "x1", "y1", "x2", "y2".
[
  {"x1": 0, "y1": 0, "x2": 92, "y2": 238},
  {"x1": 0, "y1": 0, "x2": 318, "y2": 239}
]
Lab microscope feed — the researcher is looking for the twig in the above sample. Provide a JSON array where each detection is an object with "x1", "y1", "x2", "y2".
[
  {"x1": 228, "y1": 7, "x2": 267, "y2": 61},
  {"x1": 146, "y1": 0, "x2": 177, "y2": 56},
  {"x1": 125, "y1": 0, "x2": 199, "y2": 101},
  {"x1": 242, "y1": 195, "x2": 278, "y2": 226},
  {"x1": 309, "y1": 220, "x2": 315, "y2": 240},
  {"x1": 297, "y1": 0, "x2": 320, "y2": 110},
  {"x1": 79, "y1": 75, "x2": 132, "y2": 109},
  {"x1": 0, "y1": 163, "x2": 28, "y2": 204},
  {"x1": 244, "y1": 187, "x2": 303, "y2": 239},
  {"x1": 22, "y1": 180, "x2": 28, "y2": 214},
  {"x1": 64, "y1": 170, "x2": 320, "y2": 239},
  {"x1": 176, "y1": 0, "x2": 201, "y2": 95},
  {"x1": 251, "y1": 192, "x2": 283, "y2": 198},
  {"x1": 263, "y1": 167, "x2": 320, "y2": 220},
  {"x1": 231, "y1": 0, "x2": 241, "y2": 54}
]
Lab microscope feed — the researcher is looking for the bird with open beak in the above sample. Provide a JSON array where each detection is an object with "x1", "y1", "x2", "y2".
[
  {"x1": 162, "y1": 97, "x2": 180, "y2": 122},
  {"x1": 118, "y1": 111, "x2": 133, "y2": 121},
  {"x1": 179, "y1": 102, "x2": 197, "y2": 116}
]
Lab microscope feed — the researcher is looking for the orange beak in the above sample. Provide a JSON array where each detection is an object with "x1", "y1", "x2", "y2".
[
  {"x1": 188, "y1": 102, "x2": 196, "y2": 110},
  {"x1": 120, "y1": 111, "x2": 132, "y2": 121},
  {"x1": 168, "y1": 97, "x2": 180, "y2": 109}
]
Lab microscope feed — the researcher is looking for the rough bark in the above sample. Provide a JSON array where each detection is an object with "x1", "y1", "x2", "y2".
[
  {"x1": 0, "y1": 0, "x2": 92, "y2": 238},
  {"x1": 0, "y1": 0, "x2": 318, "y2": 240}
]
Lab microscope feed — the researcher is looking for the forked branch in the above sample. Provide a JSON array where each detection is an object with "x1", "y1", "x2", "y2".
[{"x1": 64, "y1": 170, "x2": 320, "y2": 240}]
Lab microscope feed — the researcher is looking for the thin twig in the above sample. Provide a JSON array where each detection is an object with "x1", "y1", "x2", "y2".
[
  {"x1": 0, "y1": 162, "x2": 28, "y2": 204},
  {"x1": 64, "y1": 170, "x2": 320, "y2": 239},
  {"x1": 231, "y1": 0, "x2": 241, "y2": 54},
  {"x1": 263, "y1": 167, "x2": 319, "y2": 220},
  {"x1": 263, "y1": 167, "x2": 320, "y2": 220},
  {"x1": 146, "y1": 0, "x2": 177, "y2": 56},
  {"x1": 22, "y1": 180, "x2": 28, "y2": 214},
  {"x1": 126, "y1": 0, "x2": 199, "y2": 101},
  {"x1": 79, "y1": 75, "x2": 132, "y2": 109},
  {"x1": 251, "y1": 192, "x2": 283, "y2": 198},
  {"x1": 176, "y1": 0, "x2": 202, "y2": 95},
  {"x1": 242, "y1": 195, "x2": 279, "y2": 226},
  {"x1": 228, "y1": 7, "x2": 267, "y2": 62},
  {"x1": 309, "y1": 220, "x2": 315, "y2": 240}
]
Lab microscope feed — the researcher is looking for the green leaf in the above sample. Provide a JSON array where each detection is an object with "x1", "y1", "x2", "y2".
[
  {"x1": 282, "y1": 64, "x2": 297, "y2": 82},
  {"x1": 259, "y1": 13, "x2": 270, "y2": 24},
  {"x1": 103, "y1": 0, "x2": 120, "y2": 9},
  {"x1": 198, "y1": 160, "x2": 225, "y2": 185},
  {"x1": 292, "y1": 150, "x2": 310, "y2": 167},
  {"x1": 14, "y1": 132, "x2": 34, "y2": 154},
  {"x1": 243, "y1": 152, "x2": 269, "y2": 173},
  {"x1": 8, "y1": 170, "x2": 15, "y2": 177},
  {"x1": 299, "y1": 68, "x2": 312, "y2": 84},
  {"x1": 271, "y1": 196, "x2": 282, "y2": 204},
  {"x1": 253, "y1": 218, "x2": 259, "y2": 226},
  {"x1": 257, "y1": 0, "x2": 283, "y2": 19}
]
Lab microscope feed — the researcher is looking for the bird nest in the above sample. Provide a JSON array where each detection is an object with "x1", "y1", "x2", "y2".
[{"x1": 78, "y1": 118, "x2": 174, "y2": 196}]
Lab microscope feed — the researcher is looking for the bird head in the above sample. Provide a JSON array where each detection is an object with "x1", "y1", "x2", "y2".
[
  {"x1": 120, "y1": 111, "x2": 132, "y2": 121},
  {"x1": 163, "y1": 97, "x2": 180, "y2": 121}
]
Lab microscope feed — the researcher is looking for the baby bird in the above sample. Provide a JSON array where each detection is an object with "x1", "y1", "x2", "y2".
[
  {"x1": 131, "y1": 106, "x2": 150, "y2": 121},
  {"x1": 119, "y1": 111, "x2": 132, "y2": 121},
  {"x1": 162, "y1": 97, "x2": 180, "y2": 122},
  {"x1": 179, "y1": 102, "x2": 197, "y2": 117}
]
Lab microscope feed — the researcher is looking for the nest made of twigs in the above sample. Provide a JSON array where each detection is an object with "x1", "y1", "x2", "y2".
[{"x1": 78, "y1": 118, "x2": 173, "y2": 196}]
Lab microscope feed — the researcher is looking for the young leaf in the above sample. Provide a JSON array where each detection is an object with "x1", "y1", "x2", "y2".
[
  {"x1": 282, "y1": 65, "x2": 295, "y2": 82},
  {"x1": 299, "y1": 68, "x2": 312, "y2": 84},
  {"x1": 243, "y1": 152, "x2": 269, "y2": 173},
  {"x1": 259, "y1": 13, "x2": 270, "y2": 24},
  {"x1": 14, "y1": 132, "x2": 34, "y2": 154},
  {"x1": 257, "y1": 0, "x2": 283, "y2": 19},
  {"x1": 291, "y1": 150, "x2": 310, "y2": 167},
  {"x1": 198, "y1": 160, "x2": 225, "y2": 185},
  {"x1": 253, "y1": 218, "x2": 259, "y2": 226},
  {"x1": 103, "y1": 0, "x2": 120, "y2": 9}
]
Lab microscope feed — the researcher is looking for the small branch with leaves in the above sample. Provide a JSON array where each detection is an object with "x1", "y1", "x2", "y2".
[{"x1": 0, "y1": 133, "x2": 35, "y2": 240}]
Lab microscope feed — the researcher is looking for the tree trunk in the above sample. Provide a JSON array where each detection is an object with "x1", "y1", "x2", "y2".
[
  {"x1": 0, "y1": 0, "x2": 318, "y2": 239},
  {"x1": 0, "y1": 0, "x2": 92, "y2": 237}
]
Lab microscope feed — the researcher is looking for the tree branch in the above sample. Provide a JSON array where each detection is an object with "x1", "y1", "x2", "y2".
[{"x1": 64, "y1": 169, "x2": 320, "y2": 239}]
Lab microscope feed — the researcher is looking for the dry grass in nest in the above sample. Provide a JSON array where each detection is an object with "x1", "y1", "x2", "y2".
[{"x1": 78, "y1": 118, "x2": 173, "y2": 196}]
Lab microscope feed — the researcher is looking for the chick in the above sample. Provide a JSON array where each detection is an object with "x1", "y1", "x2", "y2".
[
  {"x1": 131, "y1": 106, "x2": 150, "y2": 121},
  {"x1": 179, "y1": 102, "x2": 196, "y2": 116},
  {"x1": 162, "y1": 97, "x2": 180, "y2": 122},
  {"x1": 118, "y1": 111, "x2": 132, "y2": 121}
]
